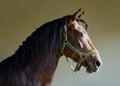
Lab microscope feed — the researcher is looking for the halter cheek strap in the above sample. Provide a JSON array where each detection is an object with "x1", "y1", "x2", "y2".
[{"x1": 61, "y1": 25, "x2": 98, "y2": 72}]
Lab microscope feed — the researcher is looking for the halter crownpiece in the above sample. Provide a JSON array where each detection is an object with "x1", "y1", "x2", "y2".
[{"x1": 61, "y1": 18, "x2": 98, "y2": 72}]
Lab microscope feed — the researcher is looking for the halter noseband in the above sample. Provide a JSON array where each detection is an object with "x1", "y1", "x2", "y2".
[{"x1": 61, "y1": 19, "x2": 98, "y2": 72}]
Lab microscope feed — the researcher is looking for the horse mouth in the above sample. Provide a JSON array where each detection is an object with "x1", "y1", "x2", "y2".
[
  {"x1": 85, "y1": 63, "x2": 99, "y2": 73},
  {"x1": 86, "y1": 67, "x2": 95, "y2": 73}
]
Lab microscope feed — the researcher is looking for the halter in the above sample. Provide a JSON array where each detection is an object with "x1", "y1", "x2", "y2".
[{"x1": 61, "y1": 19, "x2": 98, "y2": 72}]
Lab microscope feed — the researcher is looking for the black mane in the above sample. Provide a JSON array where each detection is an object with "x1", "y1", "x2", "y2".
[{"x1": 0, "y1": 16, "x2": 68, "y2": 75}]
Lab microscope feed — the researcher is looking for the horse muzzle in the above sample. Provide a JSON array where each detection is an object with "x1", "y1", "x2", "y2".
[{"x1": 84, "y1": 54, "x2": 102, "y2": 73}]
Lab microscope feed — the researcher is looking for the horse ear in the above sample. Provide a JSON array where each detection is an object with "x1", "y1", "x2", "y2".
[
  {"x1": 69, "y1": 8, "x2": 85, "y2": 21},
  {"x1": 67, "y1": 9, "x2": 85, "y2": 27}
]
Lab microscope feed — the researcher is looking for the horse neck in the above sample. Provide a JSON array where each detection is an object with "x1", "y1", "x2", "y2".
[
  {"x1": 0, "y1": 18, "x2": 64, "y2": 85},
  {"x1": 23, "y1": 29, "x2": 63, "y2": 85},
  {"x1": 21, "y1": 23, "x2": 63, "y2": 85}
]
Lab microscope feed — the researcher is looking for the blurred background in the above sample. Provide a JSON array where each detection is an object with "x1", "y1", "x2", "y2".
[{"x1": 0, "y1": 0, "x2": 120, "y2": 86}]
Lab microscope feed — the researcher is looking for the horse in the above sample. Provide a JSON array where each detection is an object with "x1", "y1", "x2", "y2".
[{"x1": 0, "y1": 9, "x2": 102, "y2": 86}]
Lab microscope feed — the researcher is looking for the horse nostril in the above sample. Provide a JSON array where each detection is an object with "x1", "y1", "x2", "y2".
[{"x1": 95, "y1": 60, "x2": 101, "y2": 67}]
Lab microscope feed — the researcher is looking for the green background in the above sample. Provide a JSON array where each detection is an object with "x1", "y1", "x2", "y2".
[{"x1": 0, "y1": 0, "x2": 120, "y2": 86}]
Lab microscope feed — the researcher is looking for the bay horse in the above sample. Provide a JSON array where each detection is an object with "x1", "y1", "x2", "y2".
[{"x1": 0, "y1": 9, "x2": 102, "y2": 86}]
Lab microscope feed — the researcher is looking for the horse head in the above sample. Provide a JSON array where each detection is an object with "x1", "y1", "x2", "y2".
[{"x1": 61, "y1": 9, "x2": 102, "y2": 73}]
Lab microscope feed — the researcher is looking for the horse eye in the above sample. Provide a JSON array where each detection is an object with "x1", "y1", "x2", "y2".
[
  {"x1": 77, "y1": 31, "x2": 83, "y2": 37},
  {"x1": 79, "y1": 32, "x2": 83, "y2": 37}
]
